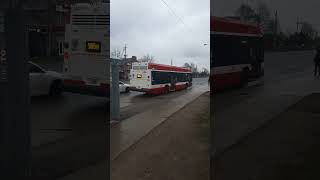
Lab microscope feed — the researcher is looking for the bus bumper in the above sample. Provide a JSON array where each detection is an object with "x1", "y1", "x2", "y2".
[
  {"x1": 63, "y1": 80, "x2": 110, "y2": 97},
  {"x1": 129, "y1": 87, "x2": 150, "y2": 93}
]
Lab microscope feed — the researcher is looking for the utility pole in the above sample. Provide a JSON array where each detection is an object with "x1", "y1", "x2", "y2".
[
  {"x1": 274, "y1": 10, "x2": 278, "y2": 48},
  {"x1": 171, "y1": 58, "x2": 173, "y2": 66},
  {"x1": 296, "y1": 17, "x2": 302, "y2": 34},
  {"x1": 111, "y1": 59, "x2": 120, "y2": 120},
  {"x1": 123, "y1": 44, "x2": 127, "y2": 60},
  {"x1": 0, "y1": 0, "x2": 30, "y2": 178},
  {"x1": 47, "y1": 0, "x2": 52, "y2": 56}
]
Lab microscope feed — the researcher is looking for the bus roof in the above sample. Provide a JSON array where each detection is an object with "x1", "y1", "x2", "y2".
[
  {"x1": 148, "y1": 63, "x2": 192, "y2": 73},
  {"x1": 211, "y1": 16, "x2": 262, "y2": 36}
]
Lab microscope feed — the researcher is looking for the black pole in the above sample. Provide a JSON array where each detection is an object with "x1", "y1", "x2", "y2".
[{"x1": 0, "y1": 4, "x2": 30, "y2": 178}]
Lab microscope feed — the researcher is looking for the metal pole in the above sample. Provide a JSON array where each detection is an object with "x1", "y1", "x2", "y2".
[
  {"x1": 0, "y1": 4, "x2": 30, "y2": 178},
  {"x1": 111, "y1": 59, "x2": 120, "y2": 120}
]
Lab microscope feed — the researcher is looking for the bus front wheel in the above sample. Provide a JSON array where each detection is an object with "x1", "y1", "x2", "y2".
[{"x1": 241, "y1": 69, "x2": 249, "y2": 87}]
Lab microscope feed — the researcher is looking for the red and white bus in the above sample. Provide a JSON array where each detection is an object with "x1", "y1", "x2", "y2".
[
  {"x1": 130, "y1": 62, "x2": 192, "y2": 95},
  {"x1": 210, "y1": 16, "x2": 264, "y2": 91},
  {"x1": 63, "y1": 3, "x2": 110, "y2": 97}
]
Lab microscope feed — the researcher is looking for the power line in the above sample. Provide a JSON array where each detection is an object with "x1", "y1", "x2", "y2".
[
  {"x1": 159, "y1": 0, "x2": 208, "y2": 45},
  {"x1": 159, "y1": 0, "x2": 187, "y2": 28}
]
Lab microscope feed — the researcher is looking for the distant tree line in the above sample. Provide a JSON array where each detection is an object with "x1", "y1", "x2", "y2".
[
  {"x1": 183, "y1": 62, "x2": 209, "y2": 78},
  {"x1": 235, "y1": 2, "x2": 320, "y2": 51}
]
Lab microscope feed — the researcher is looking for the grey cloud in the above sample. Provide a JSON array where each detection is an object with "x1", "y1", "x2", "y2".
[
  {"x1": 212, "y1": 0, "x2": 320, "y2": 33},
  {"x1": 111, "y1": 0, "x2": 210, "y2": 70}
]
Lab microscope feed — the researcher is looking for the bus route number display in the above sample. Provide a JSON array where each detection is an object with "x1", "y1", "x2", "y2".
[{"x1": 86, "y1": 41, "x2": 101, "y2": 53}]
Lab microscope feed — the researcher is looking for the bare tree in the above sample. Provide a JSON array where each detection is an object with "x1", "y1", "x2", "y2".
[
  {"x1": 202, "y1": 68, "x2": 209, "y2": 74},
  {"x1": 111, "y1": 48, "x2": 122, "y2": 59},
  {"x1": 235, "y1": 2, "x2": 275, "y2": 34},
  {"x1": 139, "y1": 54, "x2": 156, "y2": 63},
  {"x1": 255, "y1": 2, "x2": 272, "y2": 32},
  {"x1": 235, "y1": 3, "x2": 256, "y2": 22},
  {"x1": 301, "y1": 22, "x2": 317, "y2": 38},
  {"x1": 183, "y1": 62, "x2": 191, "y2": 68}
]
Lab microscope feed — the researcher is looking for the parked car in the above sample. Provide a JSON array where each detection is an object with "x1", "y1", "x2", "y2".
[
  {"x1": 119, "y1": 81, "x2": 131, "y2": 93},
  {"x1": 29, "y1": 61, "x2": 63, "y2": 97}
]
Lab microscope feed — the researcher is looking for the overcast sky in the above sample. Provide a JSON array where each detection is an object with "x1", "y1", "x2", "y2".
[
  {"x1": 212, "y1": 0, "x2": 320, "y2": 33},
  {"x1": 111, "y1": 0, "x2": 210, "y2": 70}
]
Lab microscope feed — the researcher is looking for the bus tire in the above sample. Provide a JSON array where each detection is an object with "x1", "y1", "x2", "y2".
[
  {"x1": 241, "y1": 68, "x2": 249, "y2": 87},
  {"x1": 164, "y1": 86, "x2": 169, "y2": 94}
]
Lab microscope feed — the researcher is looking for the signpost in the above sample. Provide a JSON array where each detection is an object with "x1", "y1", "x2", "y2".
[
  {"x1": 0, "y1": 2, "x2": 30, "y2": 178},
  {"x1": 111, "y1": 58, "x2": 120, "y2": 120}
]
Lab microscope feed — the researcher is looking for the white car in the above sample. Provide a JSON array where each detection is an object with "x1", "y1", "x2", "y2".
[
  {"x1": 29, "y1": 61, "x2": 63, "y2": 97},
  {"x1": 119, "y1": 81, "x2": 131, "y2": 93}
]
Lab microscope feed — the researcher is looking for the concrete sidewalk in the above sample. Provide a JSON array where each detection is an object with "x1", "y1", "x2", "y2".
[
  {"x1": 110, "y1": 85, "x2": 209, "y2": 160},
  {"x1": 59, "y1": 91, "x2": 209, "y2": 180},
  {"x1": 213, "y1": 93, "x2": 320, "y2": 180}
]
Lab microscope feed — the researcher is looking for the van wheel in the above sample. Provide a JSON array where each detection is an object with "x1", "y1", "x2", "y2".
[{"x1": 49, "y1": 80, "x2": 63, "y2": 97}]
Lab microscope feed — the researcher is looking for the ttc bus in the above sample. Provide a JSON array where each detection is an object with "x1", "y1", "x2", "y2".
[
  {"x1": 210, "y1": 16, "x2": 264, "y2": 91},
  {"x1": 130, "y1": 62, "x2": 192, "y2": 95},
  {"x1": 63, "y1": 3, "x2": 110, "y2": 97}
]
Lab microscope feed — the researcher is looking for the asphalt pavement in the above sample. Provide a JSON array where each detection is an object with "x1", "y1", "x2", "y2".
[
  {"x1": 213, "y1": 93, "x2": 320, "y2": 180},
  {"x1": 30, "y1": 72, "x2": 208, "y2": 178},
  {"x1": 29, "y1": 50, "x2": 320, "y2": 179},
  {"x1": 212, "y1": 50, "x2": 320, "y2": 156}
]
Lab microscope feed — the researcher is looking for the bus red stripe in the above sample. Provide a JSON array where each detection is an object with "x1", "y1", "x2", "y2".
[{"x1": 212, "y1": 72, "x2": 242, "y2": 90}]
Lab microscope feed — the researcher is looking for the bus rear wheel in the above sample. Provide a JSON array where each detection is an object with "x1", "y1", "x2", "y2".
[
  {"x1": 164, "y1": 86, "x2": 169, "y2": 94},
  {"x1": 240, "y1": 68, "x2": 249, "y2": 87}
]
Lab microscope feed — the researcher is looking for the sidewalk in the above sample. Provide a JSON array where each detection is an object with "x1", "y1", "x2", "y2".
[
  {"x1": 110, "y1": 85, "x2": 209, "y2": 160},
  {"x1": 213, "y1": 93, "x2": 320, "y2": 180},
  {"x1": 59, "y1": 92, "x2": 210, "y2": 180},
  {"x1": 111, "y1": 92, "x2": 210, "y2": 180}
]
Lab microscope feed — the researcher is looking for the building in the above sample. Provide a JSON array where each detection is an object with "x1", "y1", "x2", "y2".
[
  {"x1": 0, "y1": 0, "x2": 69, "y2": 57},
  {"x1": 119, "y1": 56, "x2": 138, "y2": 81},
  {"x1": 0, "y1": 0, "x2": 109, "y2": 58}
]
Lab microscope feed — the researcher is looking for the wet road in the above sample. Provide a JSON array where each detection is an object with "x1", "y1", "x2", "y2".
[
  {"x1": 213, "y1": 50, "x2": 320, "y2": 156},
  {"x1": 214, "y1": 50, "x2": 316, "y2": 112},
  {"x1": 31, "y1": 77, "x2": 208, "y2": 147},
  {"x1": 31, "y1": 74, "x2": 208, "y2": 178}
]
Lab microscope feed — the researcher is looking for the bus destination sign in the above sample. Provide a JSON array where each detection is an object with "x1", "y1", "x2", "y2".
[{"x1": 86, "y1": 41, "x2": 101, "y2": 53}]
